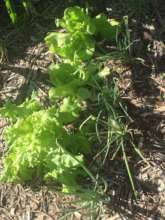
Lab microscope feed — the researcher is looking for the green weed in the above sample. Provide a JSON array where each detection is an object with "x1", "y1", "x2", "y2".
[{"x1": 4, "y1": 0, "x2": 32, "y2": 23}]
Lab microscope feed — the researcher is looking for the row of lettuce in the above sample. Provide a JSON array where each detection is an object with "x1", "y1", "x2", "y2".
[{"x1": 0, "y1": 7, "x2": 125, "y2": 193}]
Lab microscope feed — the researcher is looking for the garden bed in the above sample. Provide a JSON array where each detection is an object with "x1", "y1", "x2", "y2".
[{"x1": 0, "y1": 1, "x2": 164, "y2": 219}]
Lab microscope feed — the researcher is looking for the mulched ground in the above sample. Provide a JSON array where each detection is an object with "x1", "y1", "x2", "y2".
[{"x1": 0, "y1": 0, "x2": 165, "y2": 219}]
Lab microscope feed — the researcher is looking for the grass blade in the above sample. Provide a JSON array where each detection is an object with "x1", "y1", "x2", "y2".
[{"x1": 121, "y1": 141, "x2": 137, "y2": 198}]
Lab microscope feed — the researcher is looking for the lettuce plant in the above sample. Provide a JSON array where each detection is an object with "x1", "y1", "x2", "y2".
[
  {"x1": 45, "y1": 32, "x2": 95, "y2": 63},
  {"x1": 56, "y1": 6, "x2": 96, "y2": 35},
  {"x1": 45, "y1": 6, "x2": 120, "y2": 64},
  {"x1": 0, "y1": 97, "x2": 89, "y2": 192},
  {"x1": 48, "y1": 63, "x2": 91, "y2": 99}
]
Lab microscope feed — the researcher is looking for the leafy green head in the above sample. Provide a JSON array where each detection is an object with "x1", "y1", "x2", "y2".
[
  {"x1": 45, "y1": 32, "x2": 95, "y2": 63},
  {"x1": 56, "y1": 6, "x2": 96, "y2": 35}
]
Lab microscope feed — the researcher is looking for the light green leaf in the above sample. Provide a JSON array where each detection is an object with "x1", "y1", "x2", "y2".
[
  {"x1": 95, "y1": 14, "x2": 121, "y2": 40},
  {"x1": 98, "y1": 66, "x2": 111, "y2": 78},
  {"x1": 45, "y1": 32, "x2": 95, "y2": 62},
  {"x1": 56, "y1": 6, "x2": 96, "y2": 35}
]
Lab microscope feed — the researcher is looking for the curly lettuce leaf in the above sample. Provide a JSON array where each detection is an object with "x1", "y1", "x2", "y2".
[
  {"x1": 56, "y1": 6, "x2": 96, "y2": 35},
  {"x1": 0, "y1": 97, "x2": 90, "y2": 192},
  {"x1": 48, "y1": 63, "x2": 80, "y2": 87},
  {"x1": 59, "y1": 96, "x2": 82, "y2": 123},
  {"x1": 0, "y1": 93, "x2": 41, "y2": 121},
  {"x1": 48, "y1": 63, "x2": 91, "y2": 100},
  {"x1": 45, "y1": 32, "x2": 95, "y2": 62}
]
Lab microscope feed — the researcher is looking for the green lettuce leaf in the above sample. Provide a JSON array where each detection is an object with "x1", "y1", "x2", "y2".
[
  {"x1": 48, "y1": 63, "x2": 90, "y2": 99},
  {"x1": 0, "y1": 93, "x2": 41, "y2": 121},
  {"x1": 56, "y1": 6, "x2": 96, "y2": 35},
  {"x1": 59, "y1": 96, "x2": 82, "y2": 123},
  {"x1": 45, "y1": 32, "x2": 95, "y2": 62},
  {"x1": 0, "y1": 97, "x2": 90, "y2": 192},
  {"x1": 95, "y1": 14, "x2": 121, "y2": 40}
]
